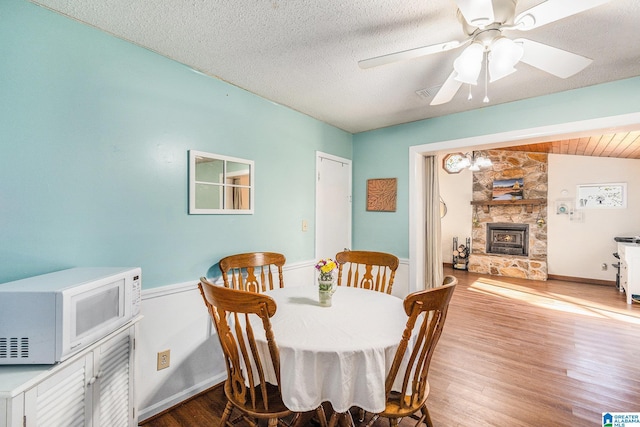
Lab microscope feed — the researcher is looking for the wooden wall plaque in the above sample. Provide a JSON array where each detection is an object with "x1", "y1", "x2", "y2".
[{"x1": 366, "y1": 178, "x2": 397, "y2": 212}]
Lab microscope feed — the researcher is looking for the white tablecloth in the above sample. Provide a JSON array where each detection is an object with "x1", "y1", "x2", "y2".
[{"x1": 257, "y1": 285, "x2": 409, "y2": 413}]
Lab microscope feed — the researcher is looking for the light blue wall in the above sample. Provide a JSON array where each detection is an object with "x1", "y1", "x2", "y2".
[
  {"x1": 352, "y1": 77, "x2": 640, "y2": 257},
  {"x1": 0, "y1": 0, "x2": 351, "y2": 287}
]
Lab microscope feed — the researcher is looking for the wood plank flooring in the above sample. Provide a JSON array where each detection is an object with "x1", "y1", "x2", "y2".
[{"x1": 140, "y1": 268, "x2": 640, "y2": 426}]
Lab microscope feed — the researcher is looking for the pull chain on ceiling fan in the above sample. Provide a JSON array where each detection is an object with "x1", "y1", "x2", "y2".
[{"x1": 358, "y1": 0, "x2": 611, "y2": 106}]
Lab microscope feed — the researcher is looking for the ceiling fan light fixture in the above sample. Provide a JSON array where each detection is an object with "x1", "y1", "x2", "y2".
[
  {"x1": 453, "y1": 43, "x2": 484, "y2": 85},
  {"x1": 488, "y1": 37, "x2": 524, "y2": 82}
]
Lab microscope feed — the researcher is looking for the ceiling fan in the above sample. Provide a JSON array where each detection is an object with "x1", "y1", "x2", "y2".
[{"x1": 358, "y1": 0, "x2": 611, "y2": 105}]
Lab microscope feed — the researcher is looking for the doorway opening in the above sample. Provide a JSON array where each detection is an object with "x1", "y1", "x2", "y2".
[{"x1": 408, "y1": 112, "x2": 640, "y2": 293}]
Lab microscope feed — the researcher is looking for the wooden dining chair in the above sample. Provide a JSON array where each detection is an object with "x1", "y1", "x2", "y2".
[
  {"x1": 335, "y1": 250, "x2": 399, "y2": 294},
  {"x1": 199, "y1": 277, "x2": 306, "y2": 427},
  {"x1": 365, "y1": 275, "x2": 457, "y2": 427},
  {"x1": 219, "y1": 252, "x2": 286, "y2": 293}
]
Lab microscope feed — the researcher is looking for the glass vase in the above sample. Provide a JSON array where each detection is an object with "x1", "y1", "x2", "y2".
[{"x1": 318, "y1": 278, "x2": 334, "y2": 307}]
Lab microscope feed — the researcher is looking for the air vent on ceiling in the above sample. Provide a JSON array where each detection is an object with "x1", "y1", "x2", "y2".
[{"x1": 415, "y1": 85, "x2": 442, "y2": 100}]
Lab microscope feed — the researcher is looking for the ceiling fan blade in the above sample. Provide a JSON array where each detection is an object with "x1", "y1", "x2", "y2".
[
  {"x1": 358, "y1": 40, "x2": 464, "y2": 69},
  {"x1": 516, "y1": 38, "x2": 592, "y2": 78},
  {"x1": 430, "y1": 71, "x2": 463, "y2": 106},
  {"x1": 515, "y1": 0, "x2": 612, "y2": 31},
  {"x1": 455, "y1": 0, "x2": 495, "y2": 27}
]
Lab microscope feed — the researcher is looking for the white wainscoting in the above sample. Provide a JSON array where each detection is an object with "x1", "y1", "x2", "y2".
[
  {"x1": 137, "y1": 278, "x2": 223, "y2": 422},
  {"x1": 137, "y1": 258, "x2": 409, "y2": 421}
]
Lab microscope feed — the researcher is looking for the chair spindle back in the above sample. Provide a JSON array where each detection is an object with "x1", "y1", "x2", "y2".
[
  {"x1": 387, "y1": 276, "x2": 457, "y2": 412},
  {"x1": 335, "y1": 250, "x2": 399, "y2": 294},
  {"x1": 219, "y1": 252, "x2": 286, "y2": 293},
  {"x1": 199, "y1": 277, "x2": 284, "y2": 416}
]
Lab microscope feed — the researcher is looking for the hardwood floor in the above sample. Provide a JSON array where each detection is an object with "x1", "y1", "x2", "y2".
[{"x1": 140, "y1": 268, "x2": 640, "y2": 426}]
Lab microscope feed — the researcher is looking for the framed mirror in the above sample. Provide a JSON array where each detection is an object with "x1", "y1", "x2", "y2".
[{"x1": 189, "y1": 150, "x2": 254, "y2": 214}]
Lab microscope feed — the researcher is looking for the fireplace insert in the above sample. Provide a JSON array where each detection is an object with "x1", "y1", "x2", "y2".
[{"x1": 486, "y1": 223, "x2": 529, "y2": 256}]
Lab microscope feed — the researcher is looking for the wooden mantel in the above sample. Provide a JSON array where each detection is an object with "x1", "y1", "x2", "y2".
[{"x1": 471, "y1": 199, "x2": 546, "y2": 213}]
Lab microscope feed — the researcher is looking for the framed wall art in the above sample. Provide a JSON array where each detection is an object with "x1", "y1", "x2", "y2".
[
  {"x1": 576, "y1": 182, "x2": 627, "y2": 209},
  {"x1": 366, "y1": 178, "x2": 397, "y2": 212},
  {"x1": 492, "y1": 178, "x2": 524, "y2": 200}
]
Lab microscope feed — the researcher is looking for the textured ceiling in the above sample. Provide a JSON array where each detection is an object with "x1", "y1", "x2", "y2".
[{"x1": 31, "y1": 0, "x2": 640, "y2": 134}]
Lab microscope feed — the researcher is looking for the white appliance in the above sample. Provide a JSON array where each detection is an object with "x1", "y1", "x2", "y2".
[{"x1": 0, "y1": 267, "x2": 141, "y2": 364}]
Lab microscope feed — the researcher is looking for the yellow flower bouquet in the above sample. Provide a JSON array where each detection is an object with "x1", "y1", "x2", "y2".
[{"x1": 315, "y1": 258, "x2": 337, "y2": 282}]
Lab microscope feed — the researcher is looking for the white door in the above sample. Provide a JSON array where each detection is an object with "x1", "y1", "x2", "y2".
[{"x1": 315, "y1": 152, "x2": 352, "y2": 260}]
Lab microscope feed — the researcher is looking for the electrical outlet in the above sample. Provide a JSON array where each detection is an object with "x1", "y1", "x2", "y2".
[
  {"x1": 302, "y1": 220, "x2": 308, "y2": 232},
  {"x1": 157, "y1": 350, "x2": 170, "y2": 370}
]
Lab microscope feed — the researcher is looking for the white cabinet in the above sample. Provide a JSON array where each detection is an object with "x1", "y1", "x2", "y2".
[
  {"x1": 618, "y1": 243, "x2": 640, "y2": 305},
  {"x1": 0, "y1": 320, "x2": 138, "y2": 427}
]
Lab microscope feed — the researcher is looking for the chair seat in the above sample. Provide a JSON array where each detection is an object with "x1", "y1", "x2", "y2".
[
  {"x1": 224, "y1": 382, "x2": 292, "y2": 419},
  {"x1": 379, "y1": 382, "x2": 430, "y2": 419}
]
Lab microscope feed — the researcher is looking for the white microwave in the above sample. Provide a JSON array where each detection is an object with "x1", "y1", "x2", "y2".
[{"x1": 0, "y1": 267, "x2": 141, "y2": 364}]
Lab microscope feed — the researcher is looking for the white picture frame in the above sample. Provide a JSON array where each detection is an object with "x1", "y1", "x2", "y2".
[{"x1": 576, "y1": 182, "x2": 626, "y2": 209}]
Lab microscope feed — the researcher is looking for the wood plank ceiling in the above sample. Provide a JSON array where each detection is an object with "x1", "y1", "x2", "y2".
[{"x1": 501, "y1": 131, "x2": 640, "y2": 159}]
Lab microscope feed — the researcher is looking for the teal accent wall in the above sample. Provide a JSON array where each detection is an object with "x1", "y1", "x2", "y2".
[
  {"x1": 0, "y1": 0, "x2": 351, "y2": 287},
  {"x1": 352, "y1": 77, "x2": 640, "y2": 257}
]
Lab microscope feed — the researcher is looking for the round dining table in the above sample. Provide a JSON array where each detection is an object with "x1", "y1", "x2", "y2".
[{"x1": 257, "y1": 285, "x2": 411, "y2": 422}]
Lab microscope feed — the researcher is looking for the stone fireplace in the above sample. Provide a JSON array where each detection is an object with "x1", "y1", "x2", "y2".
[{"x1": 468, "y1": 150, "x2": 548, "y2": 280}]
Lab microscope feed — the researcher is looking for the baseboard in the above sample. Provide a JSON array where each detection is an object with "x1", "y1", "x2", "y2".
[
  {"x1": 445, "y1": 263, "x2": 616, "y2": 286},
  {"x1": 139, "y1": 382, "x2": 225, "y2": 424},
  {"x1": 138, "y1": 373, "x2": 226, "y2": 422},
  {"x1": 547, "y1": 274, "x2": 616, "y2": 287}
]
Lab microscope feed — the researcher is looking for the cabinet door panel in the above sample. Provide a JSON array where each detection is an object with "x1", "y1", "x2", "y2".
[
  {"x1": 24, "y1": 355, "x2": 91, "y2": 427},
  {"x1": 95, "y1": 328, "x2": 134, "y2": 427}
]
